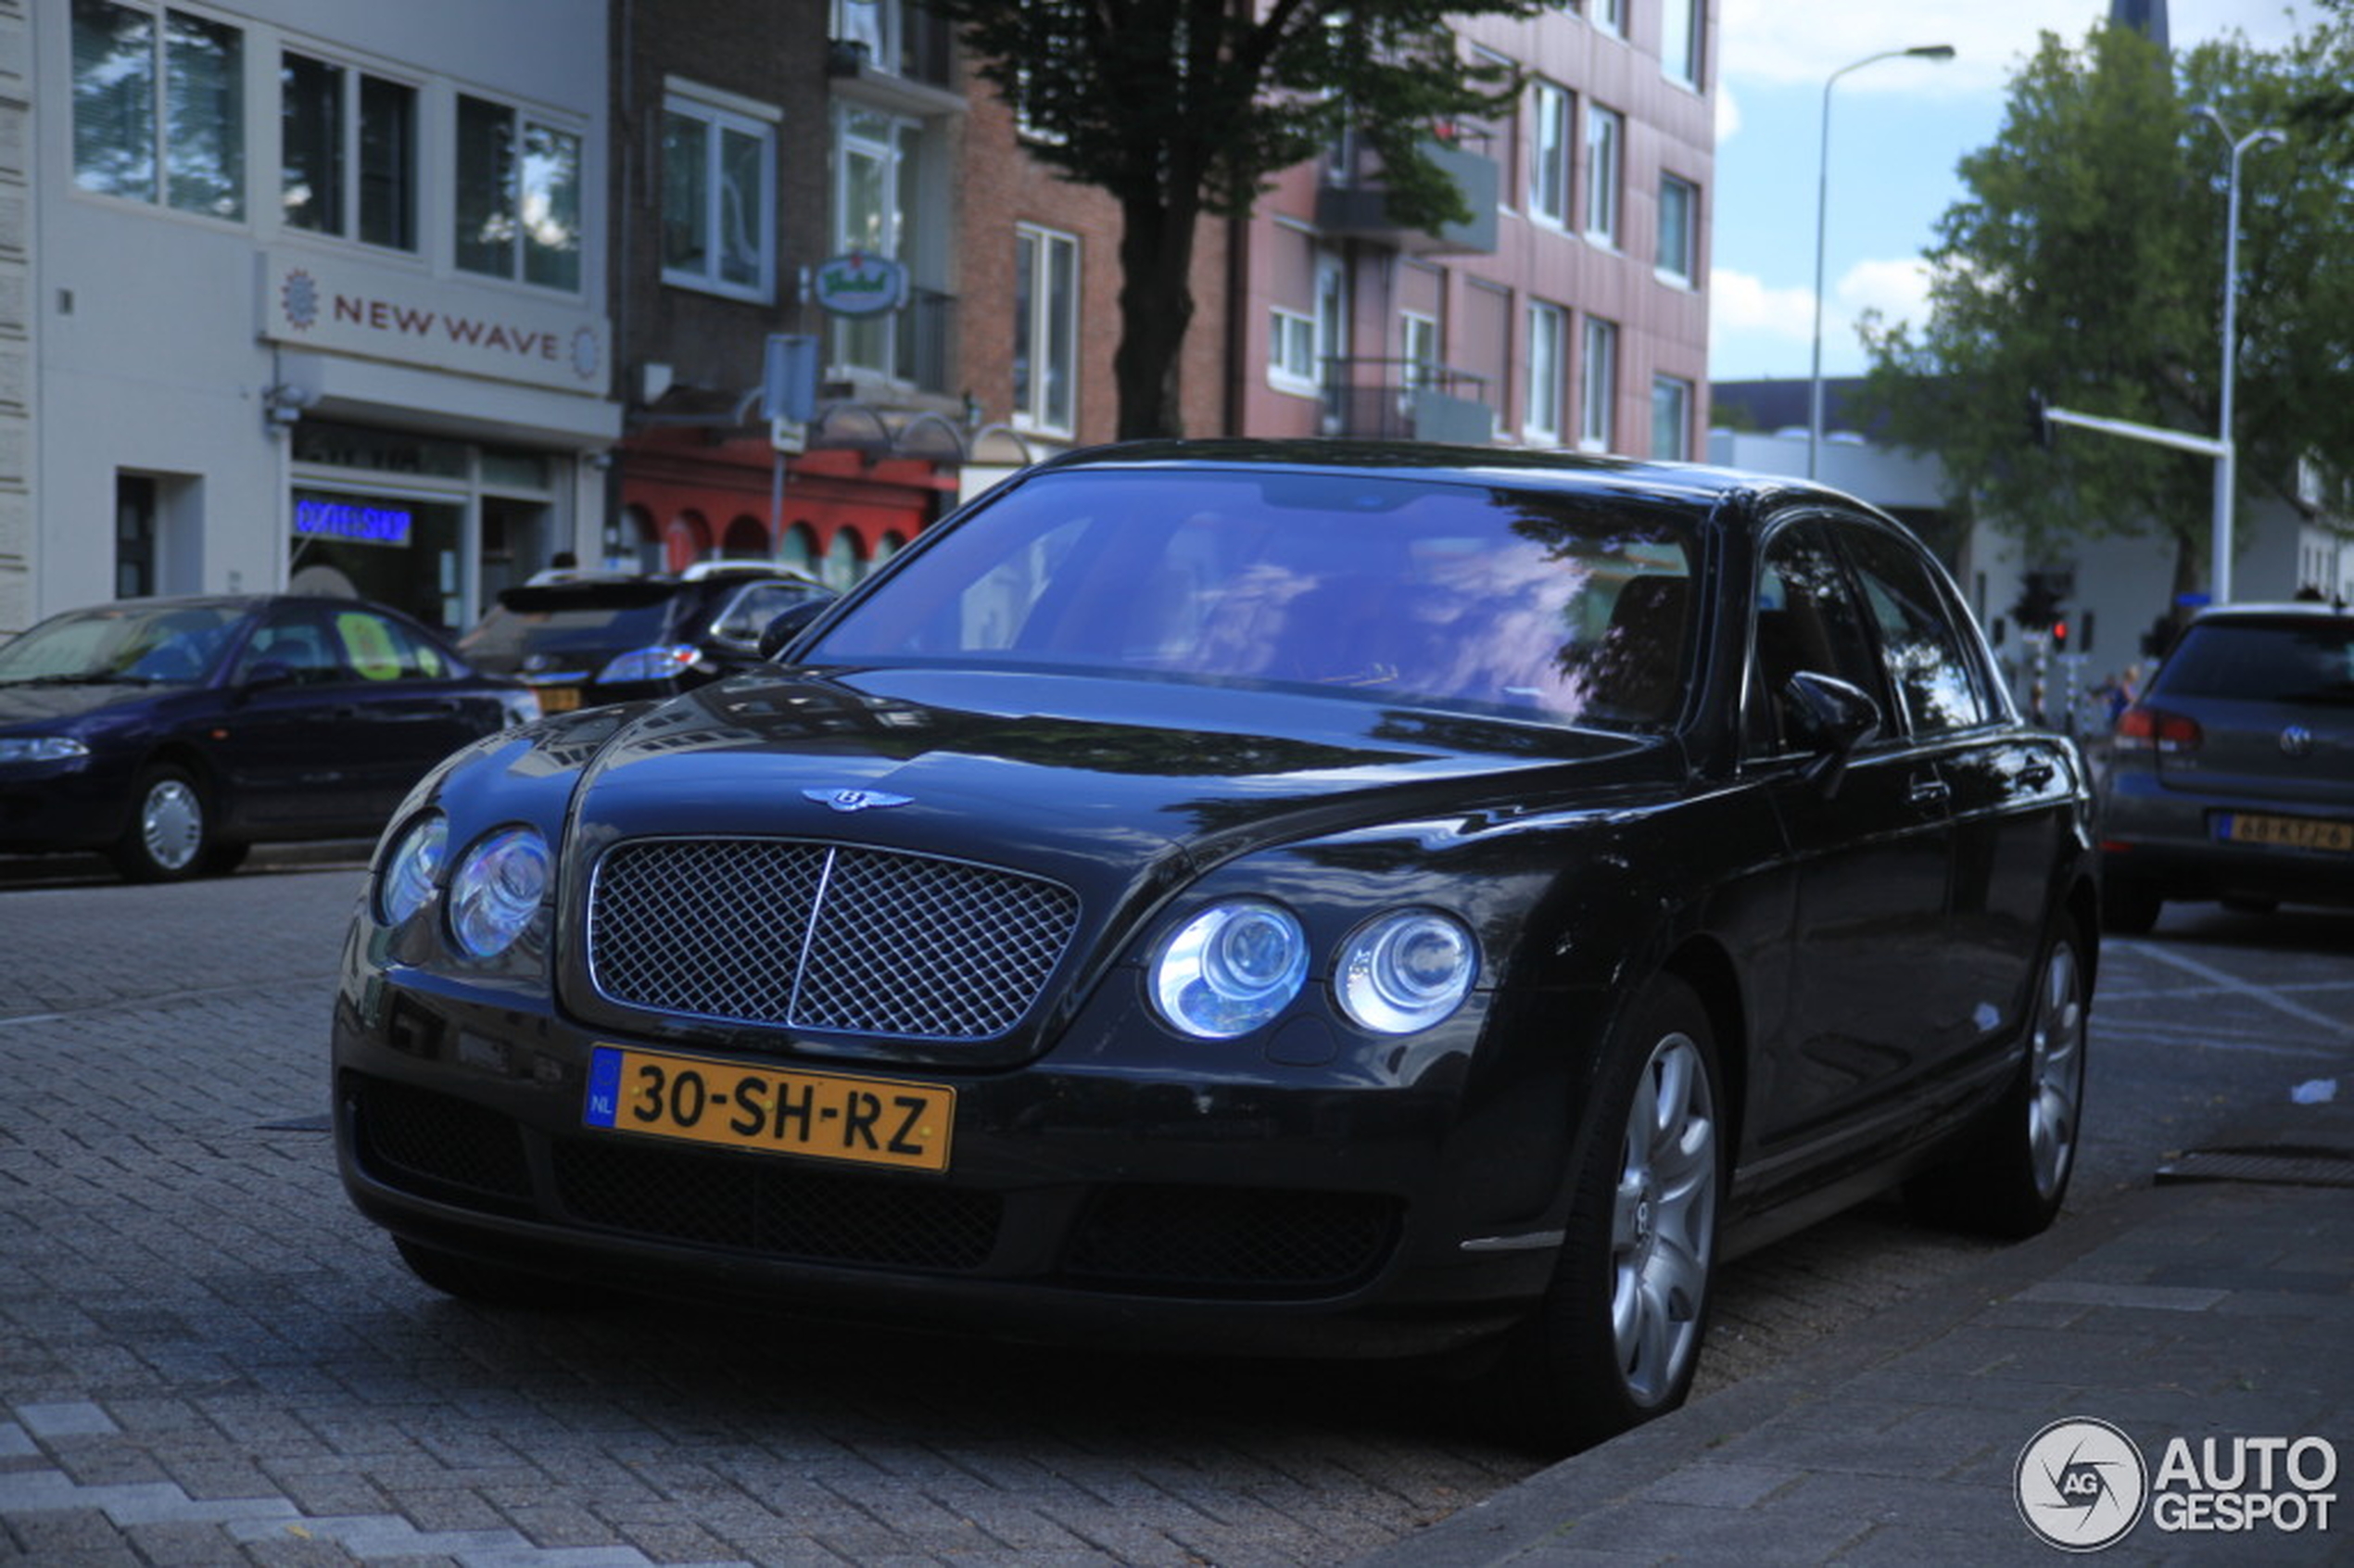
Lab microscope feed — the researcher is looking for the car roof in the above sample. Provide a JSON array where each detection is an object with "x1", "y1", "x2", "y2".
[
  {"x1": 1026, "y1": 438, "x2": 1852, "y2": 521},
  {"x1": 2188, "y1": 601, "x2": 2352, "y2": 624}
]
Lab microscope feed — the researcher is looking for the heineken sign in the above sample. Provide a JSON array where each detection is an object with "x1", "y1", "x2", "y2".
[{"x1": 813, "y1": 252, "x2": 909, "y2": 316}]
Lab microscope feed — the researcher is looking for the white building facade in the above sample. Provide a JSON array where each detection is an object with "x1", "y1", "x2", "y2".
[{"x1": 8, "y1": 0, "x2": 618, "y2": 639}]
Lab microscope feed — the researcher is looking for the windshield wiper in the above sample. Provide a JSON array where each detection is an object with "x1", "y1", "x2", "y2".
[{"x1": 1, "y1": 672, "x2": 158, "y2": 686}]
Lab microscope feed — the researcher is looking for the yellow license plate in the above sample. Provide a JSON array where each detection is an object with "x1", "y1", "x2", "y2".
[
  {"x1": 2220, "y1": 813, "x2": 2354, "y2": 852},
  {"x1": 584, "y1": 1045, "x2": 955, "y2": 1172},
  {"x1": 535, "y1": 685, "x2": 584, "y2": 713}
]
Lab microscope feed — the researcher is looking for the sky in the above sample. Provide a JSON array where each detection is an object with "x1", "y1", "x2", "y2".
[{"x1": 1708, "y1": 0, "x2": 2323, "y2": 386}]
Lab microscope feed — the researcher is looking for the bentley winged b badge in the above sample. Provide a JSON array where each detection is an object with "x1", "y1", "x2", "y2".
[{"x1": 803, "y1": 787, "x2": 915, "y2": 814}]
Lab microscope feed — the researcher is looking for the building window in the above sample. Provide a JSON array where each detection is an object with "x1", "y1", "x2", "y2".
[
  {"x1": 281, "y1": 53, "x2": 415, "y2": 249},
  {"x1": 1662, "y1": 0, "x2": 1704, "y2": 88},
  {"x1": 1401, "y1": 311, "x2": 1439, "y2": 390},
  {"x1": 1014, "y1": 225, "x2": 1079, "y2": 436},
  {"x1": 1580, "y1": 315, "x2": 1618, "y2": 451},
  {"x1": 455, "y1": 95, "x2": 582, "y2": 291},
  {"x1": 1528, "y1": 81, "x2": 1572, "y2": 229},
  {"x1": 830, "y1": 104, "x2": 919, "y2": 380},
  {"x1": 1584, "y1": 104, "x2": 1623, "y2": 247},
  {"x1": 1270, "y1": 308, "x2": 1318, "y2": 393},
  {"x1": 1593, "y1": 0, "x2": 1626, "y2": 38},
  {"x1": 115, "y1": 474, "x2": 158, "y2": 598},
  {"x1": 1525, "y1": 301, "x2": 1565, "y2": 445},
  {"x1": 70, "y1": 0, "x2": 245, "y2": 220},
  {"x1": 1658, "y1": 174, "x2": 1698, "y2": 285},
  {"x1": 662, "y1": 89, "x2": 776, "y2": 300},
  {"x1": 1652, "y1": 375, "x2": 1693, "y2": 461}
]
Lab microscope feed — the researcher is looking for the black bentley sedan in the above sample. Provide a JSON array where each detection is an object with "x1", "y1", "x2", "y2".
[
  {"x1": 333, "y1": 442, "x2": 2097, "y2": 1448},
  {"x1": 0, "y1": 594, "x2": 537, "y2": 881}
]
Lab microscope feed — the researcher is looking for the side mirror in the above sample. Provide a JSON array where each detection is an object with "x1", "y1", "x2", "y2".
[
  {"x1": 1784, "y1": 671, "x2": 1880, "y2": 797},
  {"x1": 757, "y1": 601, "x2": 831, "y2": 662}
]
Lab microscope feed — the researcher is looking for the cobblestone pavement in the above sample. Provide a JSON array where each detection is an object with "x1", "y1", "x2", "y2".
[{"x1": 4, "y1": 869, "x2": 2344, "y2": 1566}]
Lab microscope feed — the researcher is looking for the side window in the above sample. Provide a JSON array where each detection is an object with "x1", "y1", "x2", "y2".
[
  {"x1": 328, "y1": 609, "x2": 449, "y2": 682},
  {"x1": 238, "y1": 609, "x2": 340, "y2": 685},
  {"x1": 1840, "y1": 525, "x2": 1992, "y2": 736},
  {"x1": 1748, "y1": 521, "x2": 1885, "y2": 756}
]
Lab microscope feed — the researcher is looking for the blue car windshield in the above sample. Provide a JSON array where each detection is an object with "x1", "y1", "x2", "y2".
[
  {"x1": 0, "y1": 604, "x2": 247, "y2": 685},
  {"x1": 803, "y1": 467, "x2": 1700, "y2": 729}
]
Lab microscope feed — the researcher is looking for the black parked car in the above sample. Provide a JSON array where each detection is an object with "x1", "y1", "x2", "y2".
[
  {"x1": 2099, "y1": 602, "x2": 2354, "y2": 931},
  {"x1": 457, "y1": 563, "x2": 835, "y2": 714},
  {"x1": 334, "y1": 442, "x2": 2096, "y2": 1448},
  {"x1": 0, "y1": 594, "x2": 537, "y2": 881}
]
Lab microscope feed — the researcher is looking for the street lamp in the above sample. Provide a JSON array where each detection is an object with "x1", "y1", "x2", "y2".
[
  {"x1": 2191, "y1": 106, "x2": 2285, "y2": 608},
  {"x1": 1809, "y1": 44, "x2": 1955, "y2": 482}
]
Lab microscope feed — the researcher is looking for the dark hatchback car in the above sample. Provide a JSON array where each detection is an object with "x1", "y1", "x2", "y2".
[
  {"x1": 457, "y1": 563, "x2": 835, "y2": 714},
  {"x1": 335, "y1": 442, "x2": 2097, "y2": 1448},
  {"x1": 0, "y1": 594, "x2": 537, "y2": 881},
  {"x1": 2100, "y1": 603, "x2": 2354, "y2": 931}
]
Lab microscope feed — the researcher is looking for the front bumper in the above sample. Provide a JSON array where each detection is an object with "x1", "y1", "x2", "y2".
[{"x1": 331, "y1": 953, "x2": 1585, "y2": 1359}]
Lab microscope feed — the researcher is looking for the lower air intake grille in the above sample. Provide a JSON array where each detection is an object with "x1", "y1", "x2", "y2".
[
  {"x1": 552, "y1": 1138, "x2": 1001, "y2": 1271},
  {"x1": 348, "y1": 1077, "x2": 534, "y2": 1207},
  {"x1": 1065, "y1": 1185, "x2": 1400, "y2": 1296},
  {"x1": 587, "y1": 837, "x2": 1080, "y2": 1041}
]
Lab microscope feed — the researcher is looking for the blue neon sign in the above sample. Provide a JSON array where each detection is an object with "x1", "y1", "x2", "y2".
[{"x1": 295, "y1": 498, "x2": 413, "y2": 548}]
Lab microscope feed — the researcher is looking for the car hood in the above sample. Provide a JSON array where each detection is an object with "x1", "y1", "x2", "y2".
[
  {"x1": 0, "y1": 679, "x2": 170, "y2": 728},
  {"x1": 562, "y1": 664, "x2": 1657, "y2": 867}
]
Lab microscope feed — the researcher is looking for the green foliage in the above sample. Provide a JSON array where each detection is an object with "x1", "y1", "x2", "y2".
[{"x1": 1858, "y1": 16, "x2": 2354, "y2": 586}]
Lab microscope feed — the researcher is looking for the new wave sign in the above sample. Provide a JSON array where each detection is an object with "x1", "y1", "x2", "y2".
[{"x1": 261, "y1": 254, "x2": 611, "y2": 396}]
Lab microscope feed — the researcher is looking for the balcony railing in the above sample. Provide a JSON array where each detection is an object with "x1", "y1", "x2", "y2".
[
  {"x1": 1315, "y1": 136, "x2": 1500, "y2": 256},
  {"x1": 1320, "y1": 360, "x2": 1496, "y2": 444}
]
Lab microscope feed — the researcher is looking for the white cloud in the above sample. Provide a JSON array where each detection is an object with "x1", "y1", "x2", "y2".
[
  {"x1": 1707, "y1": 259, "x2": 1936, "y2": 373},
  {"x1": 1708, "y1": 269, "x2": 1816, "y2": 347},
  {"x1": 1715, "y1": 80, "x2": 1742, "y2": 145},
  {"x1": 1837, "y1": 256, "x2": 1935, "y2": 342}
]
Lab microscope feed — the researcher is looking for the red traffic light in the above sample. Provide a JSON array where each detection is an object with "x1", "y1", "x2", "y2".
[{"x1": 2052, "y1": 621, "x2": 2069, "y2": 648}]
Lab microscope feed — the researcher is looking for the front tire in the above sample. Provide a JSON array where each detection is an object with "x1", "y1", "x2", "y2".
[
  {"x1": 1484, "y1": 974, "x2": 1724, "y2": 1450},
  {"x1": 1907, "y1": 917, "x2": 2087, "y2": 1239},
  {"x1": 110, "y1": 765, "x2": 211, "y2": 882}
]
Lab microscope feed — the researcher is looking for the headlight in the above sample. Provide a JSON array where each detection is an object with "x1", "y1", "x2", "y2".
[
  {"x1": 1336, "y1": 910, "x2": 1477, "y2": 1034},
  {"x1": 378, "y1": 813, "x2": 448, "y2": 925},
  {"x1": 0, "y1": 737, "x2": 90, "y2": 765},
  {"x1": 448, "y1": 826, "x2": 551, "y2": 958},
  {"x1": 595, "y1": 644, "x2": 700, "y2": 683},
  {"x1": 1151, "y1": 900, "x2": 1308, "y2": 1039}
]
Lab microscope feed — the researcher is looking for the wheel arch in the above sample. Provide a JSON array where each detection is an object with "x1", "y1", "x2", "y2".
[{"x1": 1657, "y1": 934, "x2": 1747, "y2": 1156}]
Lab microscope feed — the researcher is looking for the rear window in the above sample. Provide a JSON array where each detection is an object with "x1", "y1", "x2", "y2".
[
  {"x1": 460, "y1": 597, "x2": 677, "y2": 670},
  {"x1": 2156, "y1": 620, "x2": 2354, "y2": 705}
]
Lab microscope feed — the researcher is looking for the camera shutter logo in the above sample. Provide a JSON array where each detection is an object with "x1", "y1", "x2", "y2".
[{"x1": 2018, "y1": 1418, "x2": 2149, "y2": 1551}]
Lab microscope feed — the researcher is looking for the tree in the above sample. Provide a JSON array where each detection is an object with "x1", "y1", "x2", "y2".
[
  {"x1": 1856, "y1": 18, "x2": 2354, "y2": 603},
  {"x1": 930, "y1": 0, "x2": 1538, "y2": 439}
]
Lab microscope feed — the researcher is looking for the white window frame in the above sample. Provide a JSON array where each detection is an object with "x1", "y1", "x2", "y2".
[
  {"x1": 1013, "y1": 223, "x2": 1080, "y2": 436},
  {"x1": 453, "y1": 93, "x2": 586, "y2": 292},
  {"x1": 660, "y1": 86, "x2": 778, "y2": 303},
  {"x1": 1580, "y1": 315, "x2": 1618, "y2": 452},
  {"x1": 1270, "y1": 308, "x2": 1319, "y2": 395},
  {"x1": 279, "y1": 49, "x2": 419, "y2": 251},
  {"x1": 830, "y1": 102, "x2": 918, "y2": 380},
  {"x1": 1593, "y1": 0, "x2": 1626, "y2": 39},
  {"x1": 1584, "y1": 103, "x2": 1623, "y2": 248},
  {"x1": 1652, "y1": 374, "x2": 1693, "y2": 461},
  {"x1": 1400, "y1": 311, "x2": 1440, "y2": 389},
  {"x1": 1524, "y1": 302, "x2": 1565, "y2": 445},
  {"x1": 1662, "y1": 0, "x2": 1704, "y2": 88},
  {"x1": 70, "y1": 0, "x2": 247, "y2": 221},
  {"x1": 1657, "y1": 173, "x2": 1698, "y2": 286},
  {"x1": 1528, "y1": 80, "x2": 1572, "y2": 230}
]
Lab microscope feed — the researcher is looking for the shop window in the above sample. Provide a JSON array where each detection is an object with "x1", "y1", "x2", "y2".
[
  {"x1": 455, "y1": 94, "x2": 582, "y2": 291},
  {"x1": 281, "y1": 51, "x2": 416, "y2": 250},
  {"x1": 825, "y1": 527, "x2": 864, "y2": 588},
  {"x1": 663, "y1": 87, "x2": 777, "y2": 302},
  {"x1": 780, "y1": 523, "x2": 820, "y2": 577},
  {"x1": 71, "y1": 0, "x2": 245, "y2": 220}
]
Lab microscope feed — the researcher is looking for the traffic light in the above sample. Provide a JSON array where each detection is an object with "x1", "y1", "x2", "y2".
[
  {"x1": 2052, "y1": 620, "x2": 2069, "y2": 651},
  {"x1": 2011, "y1": 571, "x2": 2064, "y2": 632}
]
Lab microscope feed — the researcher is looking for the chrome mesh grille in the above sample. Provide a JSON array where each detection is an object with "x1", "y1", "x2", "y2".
[{"x1": 588, "y1": 838, "x2": 1080, "y2": 1041}]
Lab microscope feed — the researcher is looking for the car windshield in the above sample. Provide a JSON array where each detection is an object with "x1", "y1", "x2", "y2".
[
  {"x1": 803, "y1": 467, "x2": 1700, "y2": 729},
  {"x1": 0, "y1": 603, "x2": 247, "y2": 685},
  {"x1": 2158, "y1": 620, "x2": 2354, "y2": 706}
]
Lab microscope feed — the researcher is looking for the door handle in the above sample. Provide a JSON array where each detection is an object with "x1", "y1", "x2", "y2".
[{"x1": 1908, "y1": 777, "x2": 1951, "y2": 806}]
